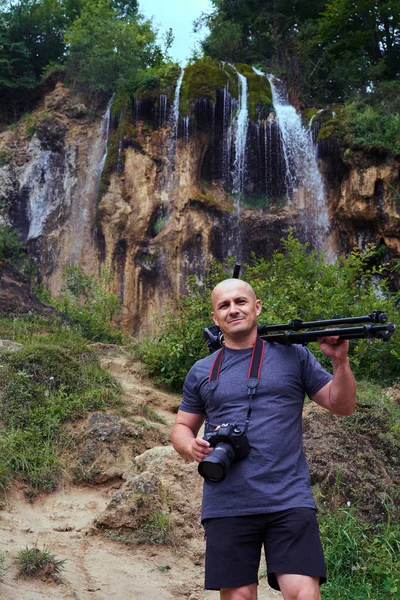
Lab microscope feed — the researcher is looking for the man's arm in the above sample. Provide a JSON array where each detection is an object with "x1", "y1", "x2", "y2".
[
  {"x1": 311, "y1": 336, "x2": 357, "y2": 416},
  {"x1": 171, "y1": 410, "x2": 213, "y2": 462}
]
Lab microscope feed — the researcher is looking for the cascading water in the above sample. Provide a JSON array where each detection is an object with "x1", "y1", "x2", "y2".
[
  {"x1": 160, "y1": 68, "x2": 184, "y2": 204},
  {"x1": 222, "y1": 83, "x2": 233, "y2": 188},
  {"x1": 230, "y1": 65, "x2": 249, "y2": 202},
  {"x1": 159, "y1": 94, "x2": 168, "y2": 126},
  {"x1": 257, "y1": 70, "x2": 334, "y2": 256},
  {"x1": 98, "y1": 95, "x2": 114, "y2": 175}
]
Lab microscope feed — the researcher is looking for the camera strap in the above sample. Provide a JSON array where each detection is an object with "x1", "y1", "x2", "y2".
[{"x1": 208, "y1": 336, "x2": 265, "y2": 433}]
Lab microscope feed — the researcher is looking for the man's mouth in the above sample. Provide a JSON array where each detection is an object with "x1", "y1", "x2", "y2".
[{"x1": 228, "y1": 317, "x2": 245, "y2": 324}]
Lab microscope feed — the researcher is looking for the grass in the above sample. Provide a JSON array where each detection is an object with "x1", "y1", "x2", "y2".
[
  {"x1": 0, "y1": 553, "x2": 8, "y2": 576},
  {"x1": 319, "y1": 507, "x2": 400, "y2": 599},
  {"x1": 134, "y1": 510, "x2": 175, "y2": 545},
  {"x1": 0, "y1": 314, "x2": 121, "y2": 496},
  {"x1": 130, "y1": 404, "x2": 167, "y2": 425},
  {"x1": 14, "y1": 545, "x2": 66, "y2": 581}
]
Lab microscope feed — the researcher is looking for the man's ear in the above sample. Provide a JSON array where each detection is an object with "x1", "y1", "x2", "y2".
[
  {"x1": 211, "y1": 312, "x2": 219, "y2": 327},
  {"x1": 256, "y1": 300, "x2": 262, "y2": 316}
]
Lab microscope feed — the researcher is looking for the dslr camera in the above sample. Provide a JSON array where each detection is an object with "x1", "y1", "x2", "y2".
[{"x1": 198, "y1": 423, "x2": 250, "y2": 482}]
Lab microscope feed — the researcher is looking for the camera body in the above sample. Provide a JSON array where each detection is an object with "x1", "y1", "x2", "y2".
[
  {"x1": 198, "y1": 423, "x2": 250, "y2": 482},
  {"x1": 204, "y1": 423, "x2": 250, "y2": 460}
]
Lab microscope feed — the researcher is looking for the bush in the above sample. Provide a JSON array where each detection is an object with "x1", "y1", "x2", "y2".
[
  {"x1": 0, "y1": 224, "x2": 26, "y2": 266},
  {"x1": 36, "y1": 264, "x2": 123, "y2": 344},
  {"x1": 137, "y1": 262, "x2": 227, "y2": 391},
  {"x1": 138, "y1": 233, "x2": 399, "y2": 390},
  {"x1": 14, "y1": 545, "x2": 66, "y2": 581}
]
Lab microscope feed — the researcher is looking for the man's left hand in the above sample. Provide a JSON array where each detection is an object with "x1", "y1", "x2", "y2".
[{"x1": 317, "y1": 335, "x2": 350, "y2": 362}]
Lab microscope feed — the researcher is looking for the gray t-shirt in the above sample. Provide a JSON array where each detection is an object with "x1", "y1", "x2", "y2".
[{"x1": 180, "y1": 341, "x2": 333, "y2": 520}]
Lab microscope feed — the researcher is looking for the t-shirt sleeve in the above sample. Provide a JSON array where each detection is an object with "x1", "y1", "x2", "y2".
[
  {"x1": 296, "y1": 345, "x2": 333, "y2": 398},
  {"x1": 180, "y1": 363, "x2": 206, "y2": 414}
]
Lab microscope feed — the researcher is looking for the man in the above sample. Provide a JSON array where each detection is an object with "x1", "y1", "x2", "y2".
[{"x1": 171, "y1": 278, "x2": 356, "y2": 600}]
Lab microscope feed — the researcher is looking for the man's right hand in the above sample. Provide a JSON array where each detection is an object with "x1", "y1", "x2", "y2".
[{"x1": 191, "y1": 437, "x2": 212, "y2": 463}]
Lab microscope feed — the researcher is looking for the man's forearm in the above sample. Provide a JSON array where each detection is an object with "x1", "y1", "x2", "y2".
[
  {"x1": 330, "y1": 357, "x2": 357, "y2": 416},
  {"x1": 171, "y1": 423, "x2": 196, "y2": 460}
]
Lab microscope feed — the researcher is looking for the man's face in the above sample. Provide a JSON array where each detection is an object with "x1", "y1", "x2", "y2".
[{"x1": 211, "y1": 280, "x2": 261, "y2": 341}]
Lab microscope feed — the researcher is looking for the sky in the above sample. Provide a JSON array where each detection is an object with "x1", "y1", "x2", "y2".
[{"x1": 138, "y1": 0, "x2": 213, "y2": 64}]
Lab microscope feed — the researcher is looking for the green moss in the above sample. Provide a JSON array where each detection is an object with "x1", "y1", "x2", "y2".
[
  {"x1": 180, "y1": 59, "x2": 238, "y2": 115},
  {"x1": 235, "y1": 63, "x2": 272, "y2": 122}
]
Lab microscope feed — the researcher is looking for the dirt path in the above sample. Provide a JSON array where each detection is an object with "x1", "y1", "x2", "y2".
[{"x1": 0, "y1": 351, "x2": 282, "y2": 600}]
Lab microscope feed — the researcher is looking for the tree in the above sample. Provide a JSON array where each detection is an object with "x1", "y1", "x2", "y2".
[
  {"x1": 305, "y1": 0, "x2": 400, "y2": 100},
  {"x1": 65, "y1": 0, "x2": 162, "y2": 98}
]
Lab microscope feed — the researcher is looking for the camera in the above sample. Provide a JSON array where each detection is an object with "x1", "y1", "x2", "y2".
[{"x1": 198, "y1": 423, "x2": 250, "y2": 482}]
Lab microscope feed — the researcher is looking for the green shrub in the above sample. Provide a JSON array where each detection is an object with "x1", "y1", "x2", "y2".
[
  {"x1": 139, "y1": 233, "x2": 399, "y2": 390},
  {"x1": 137, "y1": 262, "x2": 227, "y2": 391},
  {"x1": 36, "y1": 265, "x2": 123, "y2": 344},
  {"x1": 14, "y1": 545, "x2": 66, "y2": 580},
  {"x1": 0, "y1": 225, "x2": 26, "y2": 265}
]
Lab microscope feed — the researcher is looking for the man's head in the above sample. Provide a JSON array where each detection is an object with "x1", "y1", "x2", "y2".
[{"x1": 211, "y1": 279, "x2": 262, "y2": 348}]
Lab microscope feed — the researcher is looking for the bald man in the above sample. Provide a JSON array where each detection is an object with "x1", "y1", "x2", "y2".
[{"x1": 172, "y1": 279, "x2": 356, "y2": 600}]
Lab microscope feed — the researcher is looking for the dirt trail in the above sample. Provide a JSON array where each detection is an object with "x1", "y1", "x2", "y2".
[{"x1": 0, "y1": 351, "x2": 282, "y2": 600}]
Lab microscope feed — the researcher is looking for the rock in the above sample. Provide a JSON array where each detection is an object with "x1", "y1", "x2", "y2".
[
  {"x1": 0, "y1": 339, "x2": 23, "y2": 353},
  {"x1": 0, "y1": 260, "x2": 62, "y2": 318}
]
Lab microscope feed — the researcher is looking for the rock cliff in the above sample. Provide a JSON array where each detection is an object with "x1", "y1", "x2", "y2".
[{"x1": 0, "y1": 64, "x2": 399, "y2": 334}]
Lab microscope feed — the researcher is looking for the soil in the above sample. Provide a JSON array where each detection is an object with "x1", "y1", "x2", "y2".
[{"x1": 0, "y1": 348, "x2": 282, "y2": 600}]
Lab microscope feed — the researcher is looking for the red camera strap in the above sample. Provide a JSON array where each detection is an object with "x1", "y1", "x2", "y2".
[{"x1": 208, "y1": 336, "x2": 265, "y2": 397}]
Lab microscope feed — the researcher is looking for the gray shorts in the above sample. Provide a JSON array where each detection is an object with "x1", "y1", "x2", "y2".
[{"x1": 203, "y1": 508, "x2": 326, "y2": 591}]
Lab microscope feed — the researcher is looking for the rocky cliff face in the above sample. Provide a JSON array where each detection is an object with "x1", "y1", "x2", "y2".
[{"x1": 1, "y1": 69, "x2": 399, "y2": 334}]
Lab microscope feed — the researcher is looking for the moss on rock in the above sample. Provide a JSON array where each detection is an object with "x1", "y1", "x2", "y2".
[
  {"x1": 180, "y1": 59, "x2": 238, "y2": 115},
  {"x1": 235, "y1": 63, "x2": 273, "y2": 122}
]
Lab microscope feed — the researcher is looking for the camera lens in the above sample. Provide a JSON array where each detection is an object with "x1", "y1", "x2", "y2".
[{"x1": 198, "y1": 442, "x2": 235, "y2": 482}]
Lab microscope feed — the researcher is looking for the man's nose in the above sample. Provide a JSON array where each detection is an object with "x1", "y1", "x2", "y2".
[{"x1": 228, "y1": 302, "x2": 240, "y2": 313}]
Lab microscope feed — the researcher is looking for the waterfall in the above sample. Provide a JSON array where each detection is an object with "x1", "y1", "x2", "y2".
[
  {"x1": 98, "y1": 95, "x2": 114, "y2": 176},
  {"x1": 159, "y1": 93, "x2": 168, "y2": 125},
  {"x1": 161, "y1": 68, "x2": 184, "y2": 203},
  {"x1": 230, "y1": 65, "x2": 249, "y2": 201},
  {"x1": 222, "y1": 83, "x2": 233, "y2": 189},
  {"x1": 170, "y1": 68, "x2": 184, "y2": 140},
  {"x1": 256, "y1": 71, "x2": 333, "y2": 255}
]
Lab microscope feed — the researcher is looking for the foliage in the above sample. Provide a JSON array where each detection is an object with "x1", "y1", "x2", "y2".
[
  {"x1": 65, "y1": 0, "x2": 162, "y2": 99},
  {"x1": 303, "y1": 0, "x2": 400, "y2": 102},
  {"x1": 137, "y1": 262, "x2": 228, "y2": 391},
  {"x1": 135, "y1": 510, "x2": 174, "y2": 545},
  {"x1": 0, "y1": 0, "x2": 159, "y2": 119},
  {"x1": 319, "y1": 508, "x2": 400, "y2": 599},
  {"x1": 37, "y1": 265, "x2": 123, "y2": 344},
  {"x1": 131, "y1": 62, "x2": 181, "y2": 97},
  {"x1": 138, "y1": 233, "x2": 399, "y2": 391},
  {"x1": 0, "y1": 552, "x2": 7, "y2": 575},
  {"x1": 0, "y1": 224, "x2": 26, "y2": 265},
  {"x1": 0, "y1": 317, "x2": 121, "y2": 493},
  {"x1": 14, "y1": 545, "x2": 66, "y2": 580},
  {"x1": 199, "y1": 1, "x2": 400, "y2": 105},
  {"x1": 336, "y1": 81, "x2": 400, "y2": 156}
]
